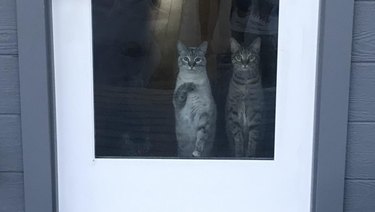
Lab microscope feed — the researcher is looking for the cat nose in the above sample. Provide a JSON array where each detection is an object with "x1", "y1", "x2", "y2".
[{"x1": 188, "y1": 62, "x2": 196, "y2": 69}]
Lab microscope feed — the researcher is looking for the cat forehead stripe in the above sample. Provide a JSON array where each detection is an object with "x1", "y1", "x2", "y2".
[{"x1": 187, "y1": 48, "x2": 202, "y2": 55}]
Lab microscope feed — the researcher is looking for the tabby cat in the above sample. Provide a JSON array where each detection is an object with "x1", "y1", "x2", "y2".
[
  {"x1": 173, "y1": 41, "x2": 217, "y2": 157},
  {"x1": 226, "y1": 37, "x2": 264, "y2": 157}
]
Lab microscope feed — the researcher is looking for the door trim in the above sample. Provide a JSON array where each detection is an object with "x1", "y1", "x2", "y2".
[
  {"x1": 312, "y1": 0, "x2": 354, "y2": 211},
  {"x1": 17, "y1": 0, "x2": 57, "y2": 211}
]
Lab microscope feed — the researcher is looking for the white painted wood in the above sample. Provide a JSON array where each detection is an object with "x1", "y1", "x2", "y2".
[{"x1": 52, "y1": 0, "x2": 320, "y2": 211}]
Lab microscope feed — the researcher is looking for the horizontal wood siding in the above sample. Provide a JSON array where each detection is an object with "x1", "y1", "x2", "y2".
[
  {"x1": 346, "y1": 123, "x2": 375, "y2": 179},
  {"x1": 0, "y1": 0, "x2": 17, "y2": 55},
  {"x1": 348, "y1": 63, "x2": 375, "y2": 121},
  {"x1": 345, "y1": 180, "x2": 375, "y2": 212},
  {"x1": 0, "y1": 173, "x2": 24, "y2": 212},
  {"x1": 345, "y1": 1, "x2": 375, "y2": 212},
  {"x1": 352, "y1": 1, "x2": 375, "y2": 62},
  {"x1": 0, "y1": 0, "x2": 23, "y2": 211},
  {"x1": 0, "y1": 115, "x2": 22, "y2": 172},
  {"x1": 0, "y1": 56, "x2": 20, "y2": 113}
]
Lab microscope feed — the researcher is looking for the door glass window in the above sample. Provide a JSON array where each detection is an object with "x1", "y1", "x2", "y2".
[{"x1": 93, "y1": 0, "x2": 279, "y2": 159}]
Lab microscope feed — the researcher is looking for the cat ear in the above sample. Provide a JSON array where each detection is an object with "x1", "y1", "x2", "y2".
[
  {"x1": 230, "y1": 37, "x2": 240, "y2": 53},
  {"x1": 177, "y1": 41, "x2": 188, "y2": 55},
  {"x1": 199, "y1": 41, "x2": 208, "y2": 53},
  {"x1": 249, "y1": 37, "x2": 261, "y2": 53}
]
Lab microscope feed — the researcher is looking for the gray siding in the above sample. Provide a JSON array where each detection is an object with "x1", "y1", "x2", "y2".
[
  {"x1": 345, "y1": 1, "x2": 375, "y2": 212},
  {"x1": 0, "y1": 0, "x2": 24, "y2": 212}
]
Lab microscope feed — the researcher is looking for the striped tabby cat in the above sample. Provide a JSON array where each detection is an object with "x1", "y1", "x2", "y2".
[
  {"x1": 173, "y1": 41, "x2": 217, "y2": 157},
  {"x1": 226, "y1": 37, "x2": 264, "y2": 157}
]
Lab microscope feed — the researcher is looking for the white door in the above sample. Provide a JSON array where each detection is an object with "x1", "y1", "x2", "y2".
[{"x1": 53, "y1": 0, "x2": 320, "y2": 211}]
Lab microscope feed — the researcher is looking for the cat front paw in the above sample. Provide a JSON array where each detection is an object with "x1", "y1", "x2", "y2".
[
  {"x1": 183, "y1": 82, "x2": 196, "y2": 92},
  {"x1": 192, "y1": 150, "x2": 201, "y2": 157}
]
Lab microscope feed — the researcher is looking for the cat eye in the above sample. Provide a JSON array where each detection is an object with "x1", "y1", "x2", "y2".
[
  {"x1": 235, "y1": 55, "x2": 241, "y2": 61},
  {"x1": 195, "y1": 58, "x2": 202, "y2": 62},
  {"x1": 250, "y1": 56, "x2": 256, "y2": 62},
  {"x1": 182, "y1": 57, "x2": 189, "y2": 62}
]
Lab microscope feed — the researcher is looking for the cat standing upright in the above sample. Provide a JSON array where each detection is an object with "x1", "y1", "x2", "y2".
[
  {"x1": 173, "y1": 41, "x2": 217, "y2": 157},
  {"x1": 226, "y1": 37, "x2": 264, "y2": 157}
]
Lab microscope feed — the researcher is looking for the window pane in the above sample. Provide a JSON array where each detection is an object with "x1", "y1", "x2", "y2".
[{"x1": 93, "y1": 0, "x2": 279, "y2": 159}]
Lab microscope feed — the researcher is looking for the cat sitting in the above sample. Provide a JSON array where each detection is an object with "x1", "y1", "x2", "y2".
[{"x1": 226, "y1": 37, "x2": 264, "y2": 157}]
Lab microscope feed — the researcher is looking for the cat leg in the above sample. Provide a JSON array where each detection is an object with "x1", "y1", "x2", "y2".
[
  {"x1": 246, "y1": 128, "x2": 259, "y2": 157},
  {"x1": 233, "y1": 125, "x2": 245, "y2": 157},
  {"x1": 227, "y1": 120, "x2": 244, "y2": 157},
  {"x1": 246, "y1": 113, "x2": 262, "y2": 157},
  {"x1": 173, "y1": 83, "x2": 196, "y2": 109},
  {"x1": 192, "y1": 113, "x2": 210, "y2": 157}
]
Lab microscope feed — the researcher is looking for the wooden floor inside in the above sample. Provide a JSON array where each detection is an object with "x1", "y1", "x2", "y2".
[{"x1": 95, "y1": 86, "x2": 276, "y2": 158}]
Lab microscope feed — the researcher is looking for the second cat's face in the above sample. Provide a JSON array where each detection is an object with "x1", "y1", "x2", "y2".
[
  {"x1": 231, "y1": 37, "x2": 261, "y2": 73},
  {"x1": 177, "y1": 41, "x2": 208, "y2": 72}
]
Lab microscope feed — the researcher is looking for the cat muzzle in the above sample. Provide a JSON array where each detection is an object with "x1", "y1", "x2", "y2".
[
  {"x1": 242, "y1": 65, "x2": 249, "y2": 68},
  {"x1": 188, "y1": 62, "x2": 196, "y2": 69}
]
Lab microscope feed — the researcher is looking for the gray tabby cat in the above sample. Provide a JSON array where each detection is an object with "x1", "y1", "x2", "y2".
[
  {"x1": 226, "y1": 37, "x2": 264, "y2": 157},
  {"x1": 173, "y1": 41, "x2": 217, "y2": 157}
]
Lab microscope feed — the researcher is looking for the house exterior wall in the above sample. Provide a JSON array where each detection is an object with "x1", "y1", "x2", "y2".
[
  {"x1": 0, "y1": 0, "x2": 374, "y2": 211},
  {"x1": 344, "y1": 1, "x2": 375, "y2": 211},
  {"x1": 0, "y1": 0, "x2": 24, "y2": 212}
]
